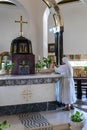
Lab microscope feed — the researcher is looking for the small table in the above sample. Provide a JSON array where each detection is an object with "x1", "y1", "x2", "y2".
[{"x1": 74, "y1": 77, "x2": 87, "y2": 99}]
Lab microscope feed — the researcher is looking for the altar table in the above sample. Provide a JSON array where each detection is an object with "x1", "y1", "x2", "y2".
[{"x1": 0, "y1": 73, "x2": 62, "y2": 115}]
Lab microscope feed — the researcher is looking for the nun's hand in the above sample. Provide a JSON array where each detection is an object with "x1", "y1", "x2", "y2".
[
  {"x1": 54, "y1": 66, "x2": 58, "y2": 72},
  {"x1": 53, "y1": 62, "x2": 58, "y2": 67}
]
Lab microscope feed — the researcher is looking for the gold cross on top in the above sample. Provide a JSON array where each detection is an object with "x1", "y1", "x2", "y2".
[{"x1": 15, "y1": 16, "x2": 28, "y2": 36}]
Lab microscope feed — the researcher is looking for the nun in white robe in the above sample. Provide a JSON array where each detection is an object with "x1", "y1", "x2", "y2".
[{"x1": 54, "y1": 57, "x2": 76, "y2": 109}]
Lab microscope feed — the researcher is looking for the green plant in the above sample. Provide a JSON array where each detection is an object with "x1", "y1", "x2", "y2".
[
  {"x1": 71, "y1": 111, "x2": 83, "y2": 122},
  {"x1": 84, "y1": 66, "x2": 87, "y2": 72},
  {"x1": 4, "y1": 61, "x2": 14, "y2": 71},
  {"x1": 35, "y1": 56, "x2": 52, "y2": 70},
  {"x1": 0, "y1": 120, "x2": 10, "y2": 130},
  {"x1": 35, "y1": 60, "x2": 42, "y2": 69},
  {"x1": 42, "y1": 56, "x2": 52, "y2": 68}
]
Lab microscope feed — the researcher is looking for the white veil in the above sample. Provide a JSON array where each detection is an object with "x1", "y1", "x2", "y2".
[{"x1": 62, "y1": 57, "x2": 73, "y2": 77}]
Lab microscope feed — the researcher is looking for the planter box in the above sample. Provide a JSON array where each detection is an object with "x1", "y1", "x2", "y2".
[{"x1": 70, "y1": 120, "x2": 85, "y2": 130}]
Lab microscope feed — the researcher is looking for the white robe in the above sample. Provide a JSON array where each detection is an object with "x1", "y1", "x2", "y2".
[{"x1": 54, "y1": 64, "x2": 76, "y2": 104}]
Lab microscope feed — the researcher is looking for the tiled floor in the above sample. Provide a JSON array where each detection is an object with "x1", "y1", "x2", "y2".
[
  {"x1": 74, "y1": 97, "x2": 87, "y2": 112},
  {"x1": 0, "y1": 98, "x2": 87, "y2": 130},
  {"x1": 0, "y1": 108, "x2": 87, "y2": 130}
]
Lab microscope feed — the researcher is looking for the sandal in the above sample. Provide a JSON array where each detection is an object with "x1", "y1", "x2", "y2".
[
  {"x1": 63, "y1": 107, "x2": 70, "y2": 111},
  {"x1": 70, "y1": 105, "x2": 74, "y2": 109}
]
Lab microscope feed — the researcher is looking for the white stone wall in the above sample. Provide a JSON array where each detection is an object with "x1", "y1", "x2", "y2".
[
  {"x1": 0, "y1": 1, "x2": 87, "y2": 57},
  {"x1": 0, "y1": 84, "x2": 56, "y2": 106}
]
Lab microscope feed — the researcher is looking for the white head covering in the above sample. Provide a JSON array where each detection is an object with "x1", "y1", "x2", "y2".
[
  {"x1": 62, "y1": 57, "x2": 73, "y2": 76},
  {"x1": 62, "y1": 57, "x2": 70, "y2": 65}
]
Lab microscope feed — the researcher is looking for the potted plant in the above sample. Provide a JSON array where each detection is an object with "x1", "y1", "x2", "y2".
[
  {"x1": 42, "y1": 56, "x2": 52, "y2": 68},
  {"x1": 4, "y1": 61, "x2": 14, "y2": 74},
  {"x1": 0, "y1": 61, "x2": 14, "y2": 75},
  {"x1": 0, "y1": 120, "x2": 10, "y2": 130},
  {"x1": 70, "y1": 111, "x2": 85, "y2": 130},
  {"x1": 35, "y1": 56, "x2": 53, "y2": 73},
  {"x1": 35, "y1": 60, "x2": 42, "y2": 72}
]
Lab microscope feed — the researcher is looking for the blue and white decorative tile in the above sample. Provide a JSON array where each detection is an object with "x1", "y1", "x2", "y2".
[{"x1": 19, "y1": 112, "x2": 52, "y2": 130}]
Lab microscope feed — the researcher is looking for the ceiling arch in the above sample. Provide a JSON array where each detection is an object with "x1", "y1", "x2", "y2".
[
  {"x1": 0, "y1": 0, "x2": 64, "y2": 31},
  {"x1": 42, "y1": 0, "x2": 64, "y2": 30},
  {"x1": 0, "y1": 0, "x2": 29, "y2": 18}
]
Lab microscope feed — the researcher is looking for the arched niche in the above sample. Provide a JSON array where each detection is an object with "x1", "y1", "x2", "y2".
[{"x1": 0, "y1": 0, "x2": 29, "y2": 53}]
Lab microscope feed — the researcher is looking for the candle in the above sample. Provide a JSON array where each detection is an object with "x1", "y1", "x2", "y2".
[
  {"x1": 38, "y1": 55, "x2": 40, "y2": 60},
  {"x1": 2, "y1": 63, "x2": 5, "y2": 70}
]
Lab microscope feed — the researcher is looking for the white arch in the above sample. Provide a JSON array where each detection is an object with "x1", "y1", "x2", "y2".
[
  {"x1": 4, "y1": 0, "x2": 30, "y2": 38},
  {"x1": 43, "y1": 7, "x2": 50, "y2": 57},
  {"x1": 1, "y1": 0, "x2": 29, "y2": 19}
]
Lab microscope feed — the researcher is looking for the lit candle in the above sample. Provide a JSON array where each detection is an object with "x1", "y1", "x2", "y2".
[
  {"x1": 2, "y1": 63, "x2": 5, "y2": 70},
  {"x1": 38, "y1": 55, "x2": 40, "y2": 60}
]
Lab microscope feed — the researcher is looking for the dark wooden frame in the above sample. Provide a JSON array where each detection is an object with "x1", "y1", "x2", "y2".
[{"x1": 48, "y1": 43, "x2": 55, "y2": 53}]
